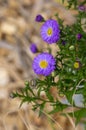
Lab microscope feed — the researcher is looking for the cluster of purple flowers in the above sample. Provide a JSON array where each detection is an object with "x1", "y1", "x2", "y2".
[
  {"x1": 31, "y1": 15, "x2": 61, "y2": 76},
  {"x1": 31, "y1": 14, "x2": 83, "y2": 76}
]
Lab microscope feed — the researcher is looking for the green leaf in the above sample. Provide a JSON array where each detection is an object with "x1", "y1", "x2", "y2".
[
  {"x1": 46, "y1": 91, "x2": 54, "y2": 102},
  {"x1": 65, "y1": 90, "x2": 74, "y2": 104},
  {"x1": 24, "y1": 81, "x2": 35, "y2": 96},
  {"x1": 70, "y1": 108, "x2": 86, "y2": 125},
  {"x1": 39, "y1": 102, "x2": 46, "y2": 116},
  {"x1": 49, "y1": 103, "x2": 68, "y2": 114}
]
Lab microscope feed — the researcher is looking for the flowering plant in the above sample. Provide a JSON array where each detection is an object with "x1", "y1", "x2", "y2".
[{"x1": 13, "y1": 0, "x2": 86, "y2": 126}]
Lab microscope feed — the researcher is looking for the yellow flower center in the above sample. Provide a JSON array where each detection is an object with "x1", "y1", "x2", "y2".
[
  {"x1": 39, "y1": 60, "x2": 48, "y2": 69},
  {"x1": 47, "y1": 28, "x2": 53, "y2": 35},
  {"x1": 74, "y1": 62, "x2": 79, "y2": 69}
]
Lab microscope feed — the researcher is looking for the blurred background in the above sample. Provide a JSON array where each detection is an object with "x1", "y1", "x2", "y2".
[{"x1": 0, "y1": 0, "x2": 85, "y2": 130}]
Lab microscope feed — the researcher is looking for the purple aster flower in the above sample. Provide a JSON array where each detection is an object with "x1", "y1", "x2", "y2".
[
  {"x1": 32, "y1": 53, "x2": 56, "y2": 76},
  {"x1": 78, "y1": 5, "x2": 85, "y2": 11},
  {"x1": 35, "y1": 14, "x2": 44, "y2": 22},
  {"x1": 41, "y1": 19, "x2": 60, "y2": 44},
  {"x1": 76, "y1": 33, "x2": 82, "y2": 40},
  {"x1": 30, "y1": 43, "x2": 38, "y2": 53}
]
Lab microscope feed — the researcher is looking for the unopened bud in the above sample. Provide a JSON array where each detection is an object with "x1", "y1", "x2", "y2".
[{"x1": 69, "y1": 45, "x2": 74, "y2": 50}]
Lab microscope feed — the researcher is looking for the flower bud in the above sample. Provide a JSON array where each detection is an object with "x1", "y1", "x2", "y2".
[
  {"x1": 30, "y1": 43, "x2": 38, "y2": 53},
  {"x1": 78, "y1": 5, "x2": 86, "y2": 11},
  {"x1": 35, "y1": 14, "x2": 44, "y2": 22},
  {"x1": 69, "y1": 45, "x2": 74, "y2": 50},
  {"x1": 76, "y1": 33, "x2": 82, "y2": 40}
]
